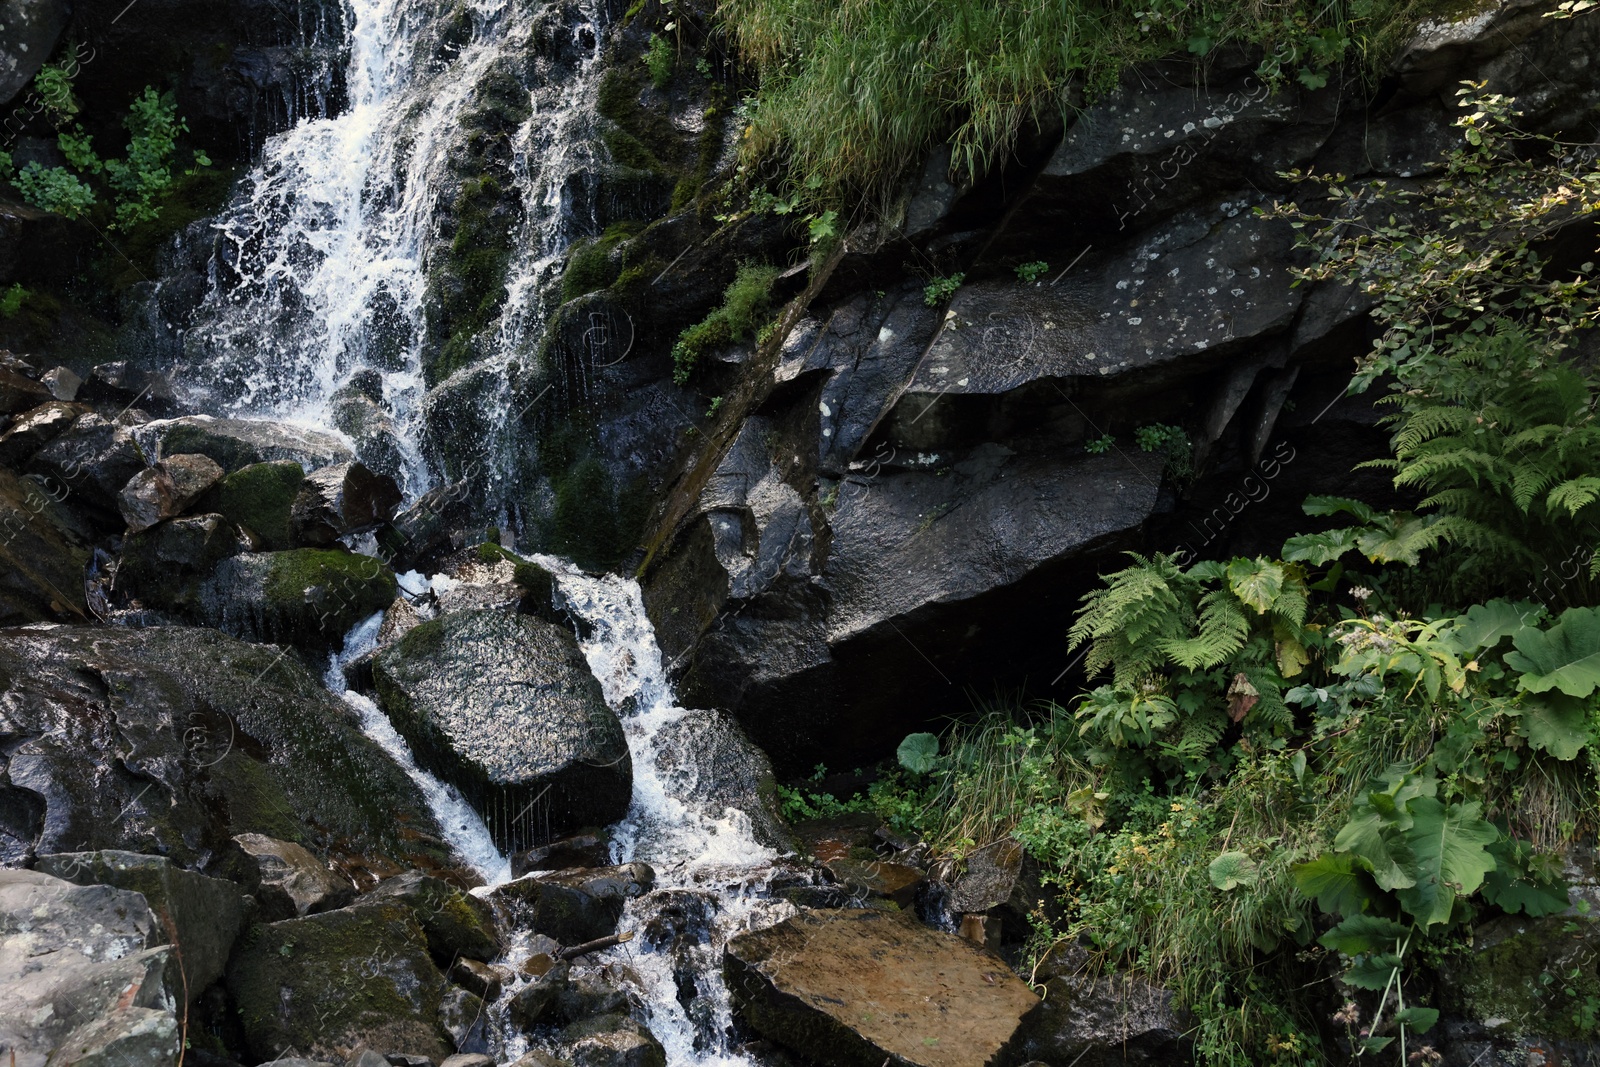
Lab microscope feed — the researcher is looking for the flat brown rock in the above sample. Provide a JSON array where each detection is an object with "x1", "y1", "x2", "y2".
[{"x1": 725, "y1": 908, "x2": 1041, "y2": 1067}]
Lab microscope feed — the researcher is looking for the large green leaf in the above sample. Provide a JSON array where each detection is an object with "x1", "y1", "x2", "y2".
[
  {"x1": 1303, "y1": 496, "x2": 1379, "y2": 523},
  {"x1": 1394, "y1": 797, "x2": 1499, "y2": 927},
  {"x1": 1356, "y1": 514, "x2": 1441, "y2": 566},
  {"x1": 1282, "y1": 528, "x2": 1361, "y2": 566},
  {"x1": 1335, "y1": 808, "x2": 1415, "y2": 891},
  {"x1": 1506, "y1": 607, "x2": 1600, "y2": 697},
  {"x1": 1292, "y1": 854, "x2": 1374, "y2": 915},
  {"x1": 1208, "y1": 851, "x2": 1260, "y2": 890},
  {"x1": 1392, "y1": 1006, "x2": 1440, "y2": 1034},
  {"x1": 1345, "y1": 952, "x2": 1404, "y2": 990},
  {"x1": 1226, "y1": 558, "x2": 1285, "y2": 614},
  {"x1": 896, "y1": 732, "x2": 941, "y2": 774},
  {"x1": 1519, "y1": 692, "x2": 1590, "y2": 759},
  {"x1": 1447, "y1": 599, "x2": 1538, "y2": 653},
  {"x1": 1482, "y1": 838, "x2": 1572, "y2": 917},
  {"x1": 1318, "y1": 914, "x2": 1410, "y2": 956}
]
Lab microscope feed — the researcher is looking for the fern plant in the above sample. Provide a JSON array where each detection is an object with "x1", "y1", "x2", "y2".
[
  {"x1": 1068, "y1": 552, "x2": 1317, "y2": 778},
  {"x1": 1364, "y1": 325, "x2": 1600, "y2": 602}
]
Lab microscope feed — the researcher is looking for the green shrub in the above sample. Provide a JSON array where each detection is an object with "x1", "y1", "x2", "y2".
[
  {"x1": 922, "y1": 273, "x2": 963, "y2": 307},
  {"x1": 1134, "y1": 421, "x2": 1192, "y2": 477},
  {"x1": 1014, "y1": 260, "x2": 1049, "y2": 282},
  {"x1": 672, "y1": 263, "x2": 779, "y2": 384},
  {"x1": 0, "y1": 284, "x2": 26, "y2": 318},
  {"x1": 644, "y1": 33, "x2": 674, "y2": 90}
]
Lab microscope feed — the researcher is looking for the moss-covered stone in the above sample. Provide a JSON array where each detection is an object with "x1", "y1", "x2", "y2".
[
  {"x1": 207, "y1": 460, "x2": 305, "y2": 549},
  {"x1": 1442, "y1": 914, "x2": 1600, "y2": 1040},
  {"x1": 201, "y1": 549, "x2": 397, "y2": 654},
  {"x1": 225, "y1": 901, "x2": 451, "y2": 1062}
]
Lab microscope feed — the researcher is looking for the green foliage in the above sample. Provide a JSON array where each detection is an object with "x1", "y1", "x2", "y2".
[
  {"x1": 33, "y1": 59, "x2": 81, "y2": 125},
  {"x1": 1135, "y1": 421, "x2": 1192, "y2": 477},
  {"x1": 722, "y1": 0, "x2": 1440, "y2": 213},
  {"x1": 922, "y1": 273, "x2": 963, "y2": 307},
  {"x1": 1014, "y1": 260, "x2": 1049, "y2": 282},
  {"x1": 1084, "y1": 432, "x2": 1114, "y2": 454},
  {"x1": 0, "y1": 285, "x2": 26, "y2": 318},
  {"x1": 2, "y1": 86, "x2": 209, "y2": 231},
  {"x1": 644, "y1": 33, "x2": 675, "y2": 89},
  {"x1": 672, "y1": 263, "x2": 779, "y2": 384},
  {"x1": 896, "y1": 732, "x2": 940, "y2": 774}
]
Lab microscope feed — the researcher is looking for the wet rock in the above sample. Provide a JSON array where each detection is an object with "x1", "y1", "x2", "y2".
[
  {"x1": 206, "y1": 459, "x2": 306, "y2": 550},
  {"x1": 648, "y1": 709, "x2": 791, "y2": 851},
  {"x1": 0, "y1": 400, "x2": 87, "y2": 465},
  {"x1": 79, "y1": 362, "x2": 178, "y2": 412},
  {"x1": 370, "y1": 610, "x2": 631, "y2": 850},
  {"x1": 26, "y1": 411, "x2": 147, "y2": 517},
  {"x1": 511, "y1": 832, "x2": 612, "y2": 878},
  {"x1": 557, "y1": 1013, "x2": 666, "y2": 1067},
  {"x1": 508, "y1": 961, "x2": 571, "y2": 1031},
  {"x1": 226, "y1": 900, "x2": 451, "y2": 1062},
  {"x1": 513, "y1": 556, "x2": 565, "y2": 625},
  {"x1": 332, "y1": 387, "x2": 409, "y2": 484},
  {"x1": 822, "y1": 857, "x2": 924, "y2": 909},
  {"x1": 41, "y1": 366, "x2": 81, "y2": 401},
  {"x1": 0, "y1": 625, "x2": 451, "y2": 873},
  {"x1": 0, "y1": 464, "x2": 91, "y2": 625},
  {"x1": 447, "y1": 959, "x2": 505, "y2": 1001},
  {"x1": 949, "y1": 838, "x2": 1045, "y2": 943},
  {"x1": 0, "y1": 364, "x2": 50, "y2": 414},
  {"x1": 117, "y1": 453, "x2": 226, "y2": 532},
  {"x1": 0, "y1": 0, "x2": 69, "y2": 104},
  {"x1": 1437, "y1": 911, "x2": 1600, "y2": 1046},
  {"x1": 725, "y1": 908, "x2": 1040, "y2": 1067},
  {"x1": 34, "y1": 850, "x2": 250, "y2": 996},
  {"x1": 438, "y1": 987, "x2": 492, "y2": 1056},
  {"x1": 1011, "y1": 975, "x2": 1190, "y2": 1067},
  {"x1": 488, "y1": 864, "x2": 655, "y2": 946},
  {"x1": 440, "y1": 1055, "x2": 494, "y2": 1067},
  {"x1": 200, "y1": 549, "x2": 397, "y2": 654},
  {"x1": 556, "y1": 972, "x2": 637, "y2": 1022},
  {"x1": 364, "y1": 869, "x2": 500, "y2": 962},
  {"x1": 510, "y1": 1052, "x2": 574, "y2": 1067},
  {"x1": 116, "y1": 512, "x2": 245, "y2": 614},
  {"x1": 292, "y1": 461, "x2": 404, "y2": 545},
  {"x1": 0, "y1": 868, "x2": 180, "y2": 1067},
  {"x1": 233, "y1": 833, "x2": 355, "y2": 920},
  {"x1": 153, "y1": 415, "x2": 353, "y2": 473}
]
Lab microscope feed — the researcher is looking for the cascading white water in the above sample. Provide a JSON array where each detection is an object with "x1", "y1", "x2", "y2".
[
  {"x1": 523, "y1": 560, "x2": 796, "y2": 1066},
  {"x1": 178, "y1": 0, "x2": 611, "y2": 499}
]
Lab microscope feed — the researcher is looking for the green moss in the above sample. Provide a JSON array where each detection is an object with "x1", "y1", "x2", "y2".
[
  {"x1": 560, "y1": 222, "x2": 641, "y2": 303},
  {"x1": 263, "y1": 549, "x2": 396, "y2": 616},
  {"x1": 212, "y1": 461, "x2": 305, "y2": 549},
  {"x1": 1449, "y1": 918, "x2": 1600, "y2": 1039},
  {"x1": 672, "y1": 263, "x2": 779, "y2": 384}
]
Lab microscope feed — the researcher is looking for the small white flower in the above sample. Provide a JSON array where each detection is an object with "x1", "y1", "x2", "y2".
[{"x1": 1349, "y1": 585, "x2": 1373, "y2": 600}]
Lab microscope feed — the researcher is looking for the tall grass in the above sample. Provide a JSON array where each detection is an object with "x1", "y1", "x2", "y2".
[{"x1": 720, "y1": 0, "x2": 1457, "y2": 212}]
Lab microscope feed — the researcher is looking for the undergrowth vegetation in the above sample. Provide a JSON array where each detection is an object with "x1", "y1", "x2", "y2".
[
  {"x1": 784, "y1": 86, "x2": 1600, "y2": 1064},
  {"x1": 719, "y1": 0, "x2": 1461, "y2": 215}
]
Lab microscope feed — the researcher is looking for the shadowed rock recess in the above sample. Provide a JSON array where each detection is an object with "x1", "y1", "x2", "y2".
[{"x1": 0, "y1": 0, "x2": 1598, "y2": 1065}]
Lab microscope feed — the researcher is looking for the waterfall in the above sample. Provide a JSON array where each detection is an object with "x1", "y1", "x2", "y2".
[{"x1": 175, "y1": 0, "x2": 611, "y2": 501}]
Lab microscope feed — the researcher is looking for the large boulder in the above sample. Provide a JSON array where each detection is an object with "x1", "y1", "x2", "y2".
[
  {"x1": 149, "y1": 415, "x2": 353, "y2": 473},
  {"x1": 291, "y1": 461, "x2": 403, "y2": 545},
  {"x1": 0, "y1": 400, "x2": 87, "y2": 465},
  {"x1": 33, "y1": 849, "x2": 251, "y2": 997},
  {"x1": 0, "y1": 868, "x2": 181, "y2": 1067},
  {"x1": 206, "y1": 459, "x2": 306, "y2": 549},
  {"x1": 115, "y1": 512, "x2": 245, "y2": 614},
  {"x1": 0, "y1": 625, "x2": 452, "y2": 874},
  {"x1": 226, "y1": 901, "x2": 451, "y2": 1062},
  {"x1": 0, "y1": 0, "x2": 69, "y2": 107},
  {"x1": 117, "y1": 453, "x2": 225, "y2": 532},
  {"x1": 648, "y1": 709, "x2": 790, "y2": 851},
  {"x1": 0, "y1": 464, "x2": 90, "y2": 625},
  {"x1": 25, "y1": 411, "x2": 147, "y2": 517},
  {"x1": 232, "y1": 832, "x2": 355, "y2": 920},
  {"x1": 200, "y1": 548, "x2": 397, "y2": 653},
  {"x1": 487, "y1": 863, "x2": 655, "y2": 946},
  {"x1": 363, "y1": 868, "x2": 501, "y2": 963},
  {"x1": 1010, "y1": 974, "x2": 1191, "y2": 1067},
  {"x1": 724, "y1": 908, "x2": 1041, "y2": 1067},
  {"x1": 370, "y1": 610, "x2": 632, "y2": 850}
]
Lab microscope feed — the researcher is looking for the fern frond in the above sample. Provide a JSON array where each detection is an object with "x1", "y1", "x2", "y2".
[
  {"x1": 1547, "y1": 476, "x2": 1600, "y2": 516},
  {"x1": 1157, "y1": 590, "x2": 1250, "y2": 671}
]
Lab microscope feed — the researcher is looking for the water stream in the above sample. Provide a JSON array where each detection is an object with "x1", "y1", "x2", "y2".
[{"x1": 179, "y1": 0, "x2": 790, "y2": 1059}]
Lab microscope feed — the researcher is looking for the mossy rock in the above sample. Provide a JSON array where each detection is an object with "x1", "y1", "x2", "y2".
[
  {"x1": 116, "y1": 512, "x2": 242, "y2": 613},
  {"x1": 201, "y1": 549, "x2": 397, "y2": 654},
  {"x1": 1442, "y1": 914, "x2": 1600, "y2": 1040},
  {"x1": 225, "y1": 901, "x2": 451, "y2": 1062},
  {"x1": 206, "y1": 460, "x2": 306, "y2": 550}
]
